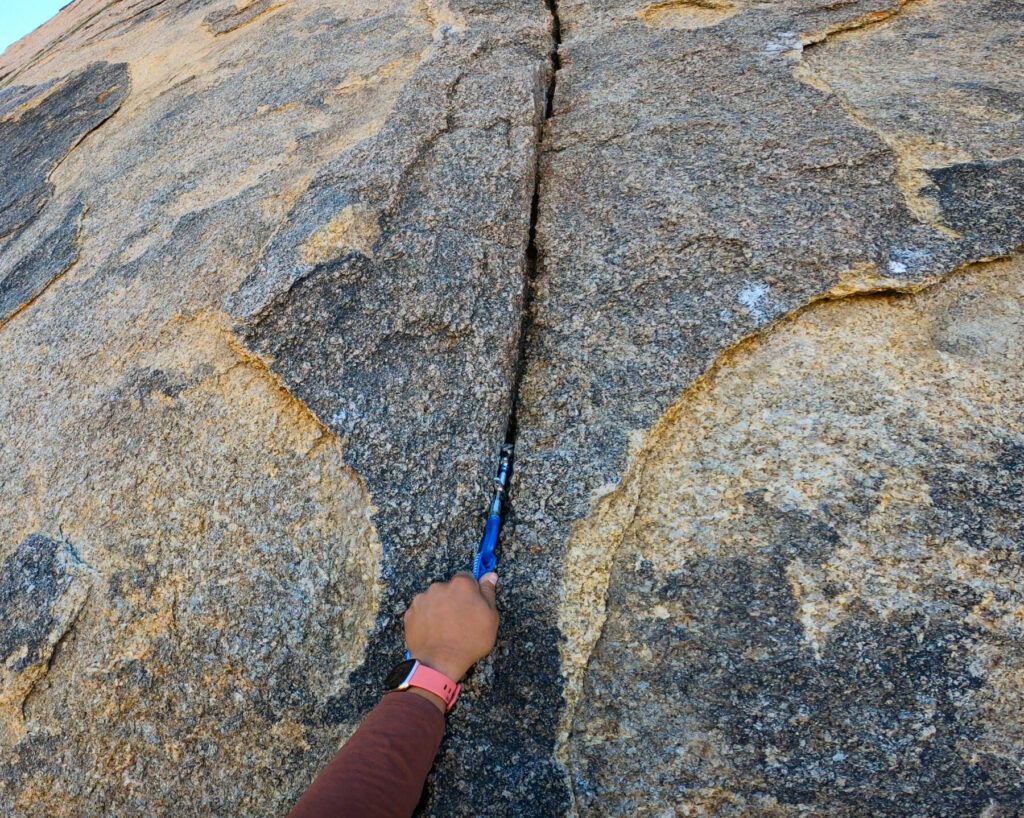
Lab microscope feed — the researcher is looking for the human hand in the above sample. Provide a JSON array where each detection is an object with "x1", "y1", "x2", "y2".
[{"x1": 404, "y1": 571, "x2": 500, "y2": 683}]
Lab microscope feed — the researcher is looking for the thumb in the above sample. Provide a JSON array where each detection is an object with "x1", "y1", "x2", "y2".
[{"x1": 478, "y1": 572, "x2": 498, "y2": 607}]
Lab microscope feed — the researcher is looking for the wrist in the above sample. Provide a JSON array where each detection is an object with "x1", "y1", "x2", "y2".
[
  {"x1": 412, "y1": 654, "x2": 465, "y2": 683},
  {"x1": 384, "y1": 658, "x2": 462, "y2": 712},
  {"x1": 404, "y1": 686, "x2": 447, "y2": 715}
]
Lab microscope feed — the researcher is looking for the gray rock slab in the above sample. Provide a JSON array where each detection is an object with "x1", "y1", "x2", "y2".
[
  {"x1": 1, "y1": 0, "x2": 1022, "y2": 815},
  {"x1": 507, "y1": 0, "x2": 1024, "y2": 812},
  {"x1": 229, "y1": 4, "x2": 558, "y2": 812},
  {"x1": 0, "y1": 203, "x2": 83, "y2": 326},
  {"x1": 0, "y1": 62, "x2": 127, "y2": 241}
]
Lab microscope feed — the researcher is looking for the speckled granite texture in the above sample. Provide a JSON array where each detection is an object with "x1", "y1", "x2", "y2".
[{"x1": 1, "y1": 0, "x2": 1022, "y2": 815}]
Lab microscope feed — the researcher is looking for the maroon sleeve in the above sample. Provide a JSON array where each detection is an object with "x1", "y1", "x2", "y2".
[{"x1": 287, "y1": 692, "x2": 445, "y2": 818}]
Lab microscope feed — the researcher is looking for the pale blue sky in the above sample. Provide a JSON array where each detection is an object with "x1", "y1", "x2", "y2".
[{"x1": 0, "y1": 1, "x2": 69, "y2": 57}]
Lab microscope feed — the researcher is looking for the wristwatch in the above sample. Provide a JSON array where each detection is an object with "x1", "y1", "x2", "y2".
[{"x1": 384, "y1": 658, "x2": 461, "y2": 712}]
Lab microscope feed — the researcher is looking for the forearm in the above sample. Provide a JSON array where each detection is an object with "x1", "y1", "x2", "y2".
[{"x1": 287, "y1": 692, "x2": 445, "y2": 818}]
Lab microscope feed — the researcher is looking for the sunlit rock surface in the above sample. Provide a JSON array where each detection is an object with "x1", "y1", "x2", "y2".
[
  {"x1": 561, "y1": 257, "x2": 1024, "y2": 815},
  {"x1": 1, "y1": 0, "x2": 1022, "y2": 815}
]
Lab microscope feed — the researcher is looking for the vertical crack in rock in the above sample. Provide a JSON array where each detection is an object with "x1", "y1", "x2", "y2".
[
  {"x1": 421, "y1": 2, "x2": 568, "y2": 813},
  {"x1": 4, "y1": 0, "x2": 1023, "y2": 815},
  {"x1": 517, "y1": 0, "x2": 1024, "y2": 813},
  {"x1": 222, "y1": 4, "x2": 562, "y2": 813},
  {"x1": 504, "y1": 0, "x2": 562, "y2": 450}
]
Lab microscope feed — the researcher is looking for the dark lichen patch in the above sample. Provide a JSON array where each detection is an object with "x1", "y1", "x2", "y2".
[
  {"x1": 571, "y1": 497, "x2": 1024, "y2": 815},
  {"x1": 0, "y1": 535, "x2": 85, "y2": 674},
  {"x1": 205, "y1": 0, "x2": 279, "y2": 35},
  {"x1": 0, "y1": 77, "x2": 57, "y2": 118},
  {"x1": 949, "y1": 81, "x2": 1024, "y2": 118},
  {"x1": 689, "y1": 601, "x2": 995, "y2": 812},
  {"x1": 0, "y1": 62, "x2": 128, "y2": 243},
  {"x1": 0, "y1": 203, "x2": 83, "y2": 327},
  {"x1": 0, "y1": 731, "x2": 63, "y2": 801},
  {"x1": 108, "y1": 367, "x2": 198, "y2": 409},
  {"x1": 928, "y1": 160, "x2": 1024, "y2": 251},
  {"x1": 927, "y1": 439, "x2": 1024, "y2": 557}
]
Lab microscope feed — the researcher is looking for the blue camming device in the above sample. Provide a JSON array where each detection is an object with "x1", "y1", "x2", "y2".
[
  {"x1": 405, "y1": 444, "x2": 514, "y2": 661},
  {"x1": 473, "y1": 443, "x2": 514, "y2": 580}
]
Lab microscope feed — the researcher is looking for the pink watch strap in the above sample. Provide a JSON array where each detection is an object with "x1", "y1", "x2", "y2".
[{"x1": 405, "y1": 662, "x2": 461, "y2": 711}]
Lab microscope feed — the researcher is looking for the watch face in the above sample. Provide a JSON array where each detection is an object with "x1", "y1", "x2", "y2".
[{"x1": 384, "y1": 658, "x2": 417, "y2": 690}]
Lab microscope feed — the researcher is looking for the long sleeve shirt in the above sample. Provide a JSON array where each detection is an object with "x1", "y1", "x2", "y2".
[{"x1": 287, "y1": 692, "x2": 445, "y2": 818}]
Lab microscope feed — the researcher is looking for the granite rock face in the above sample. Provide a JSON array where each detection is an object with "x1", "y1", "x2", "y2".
[
  {"x1": 562, "y1": 257, "x2": 1024, "y2": 815},
  {"x1": 516, "y1": 0, "x2": 1024, "y2": 811},
  {"x1": 0, "y1": 59, "x2": 128, "y2": 325},
  {"x1": 1, "y1": 0, "x2": 1022, "y2": 815},
  {"x1": 1, "y1": 1, "x2": 549, "y2": 815}
]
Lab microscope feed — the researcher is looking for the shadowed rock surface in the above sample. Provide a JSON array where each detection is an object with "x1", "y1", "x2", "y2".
[
  {"x1": 0, "y1": 535, "x2": 90, "y2": 688},
  {"x1": 0, "y1": 60, "x2": 128, "y2": 326},
  {"x1": 0, "y1": 203, "x2": 83, "y2": 327},
  {"x1": 1, "y1": 0, "x2": 1022, "y2": 815}
]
